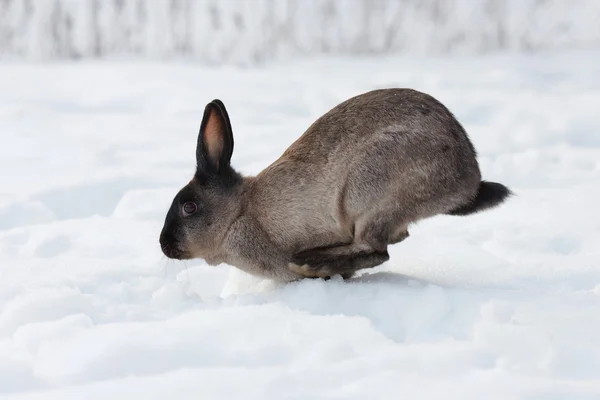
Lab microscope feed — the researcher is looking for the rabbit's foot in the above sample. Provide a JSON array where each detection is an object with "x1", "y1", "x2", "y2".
[
  {"x1": 289, "y1": 247, "x2": 389, "y2": 279},
  {"x1": 288, "y1": 263, "x2": 356, "y2": 280},
  {"x1": 288, "y1": 262, "x2": 333, "y2": 279}
]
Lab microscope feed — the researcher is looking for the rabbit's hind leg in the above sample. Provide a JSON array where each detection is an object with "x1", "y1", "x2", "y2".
[
  {"x1": 287, "y1": 208, "x2": 412, "y2": 279},
  {"x1": 289, "y1": 245, "x2": 389, "y2": 279}
]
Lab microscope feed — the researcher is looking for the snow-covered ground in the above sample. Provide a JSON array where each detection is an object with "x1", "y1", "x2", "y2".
[{"x1": 1, "y1": 51, "x2": 600, "y2": 399}]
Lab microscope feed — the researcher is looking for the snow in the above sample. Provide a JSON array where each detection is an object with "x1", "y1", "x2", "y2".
[
  {"x1": 2, "y1": 0, "x2": 600, "y2": 63},
  {"x1": 1, "y1": 50, "x2": 600, "y2": 399}
]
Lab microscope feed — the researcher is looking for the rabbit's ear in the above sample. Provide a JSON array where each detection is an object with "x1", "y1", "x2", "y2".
[{"x1": 196, "y1": 99, "x2": 234, "y2": 175}]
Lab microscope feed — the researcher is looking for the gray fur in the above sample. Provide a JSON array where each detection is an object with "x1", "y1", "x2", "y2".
[{"x1": 159, "y1": 88, "x2": 511, "y2": 281}]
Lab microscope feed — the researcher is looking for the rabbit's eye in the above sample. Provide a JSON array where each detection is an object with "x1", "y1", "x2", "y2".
[{"x1": 182, "y1": 202, "x2": 197, "y2": 216}]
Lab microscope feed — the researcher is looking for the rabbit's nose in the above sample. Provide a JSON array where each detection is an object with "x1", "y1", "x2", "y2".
[
  {"x1": 159, "y1": 229, "x2": 190, "y2": 259},
  {"x1": 159, "y1": 230, "x2": 177, "y2": 253}
]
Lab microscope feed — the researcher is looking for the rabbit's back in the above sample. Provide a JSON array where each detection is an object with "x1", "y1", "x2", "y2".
[
  {"x1": 282, "y1": 88, "x2": 476, "y2": 163},
  {"x1": 251, "y1": 89, "x2": 481, "y2": 252}
]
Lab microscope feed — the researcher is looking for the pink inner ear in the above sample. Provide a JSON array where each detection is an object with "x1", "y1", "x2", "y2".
[{"x1": 205, "y1": 109, "x2": 225, "y2": 167}]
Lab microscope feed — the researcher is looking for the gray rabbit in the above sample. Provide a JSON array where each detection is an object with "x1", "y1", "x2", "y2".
[{"x1": 159, "y1": 88, "x2": 511, "y2": 281}]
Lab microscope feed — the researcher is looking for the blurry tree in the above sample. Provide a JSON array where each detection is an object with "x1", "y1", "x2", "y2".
[{"x1": 0, "y1": 0, "x2": 598, "y2": 63}]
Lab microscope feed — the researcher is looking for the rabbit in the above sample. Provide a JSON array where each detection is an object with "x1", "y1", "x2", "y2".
[{"x1": 159, "y1": 88, "x2": 511, "y2": 282}]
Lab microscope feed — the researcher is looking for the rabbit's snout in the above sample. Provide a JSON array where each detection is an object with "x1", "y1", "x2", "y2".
[{"x1": 159, "y1": 227, "x2": 191, "y2": 260}]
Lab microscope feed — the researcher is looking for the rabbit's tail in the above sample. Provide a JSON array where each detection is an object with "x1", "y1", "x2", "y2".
[{"x1": 446, "y1": 181, "x2": 512, "y2": 216}]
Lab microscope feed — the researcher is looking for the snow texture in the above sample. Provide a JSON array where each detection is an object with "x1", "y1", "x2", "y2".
[
  {"x1": 1, "y1": 50, "x2": 600, "y2": 398},
  {"x1": 1, "y1": 0, "x2": 600, "y2": 64}
]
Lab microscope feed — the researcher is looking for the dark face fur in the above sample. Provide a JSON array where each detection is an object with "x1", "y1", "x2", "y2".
[
  {"x1": 159, "y1": 99, "x2": 240, "y2": 262},
  {"x1": 159, "y1": 181, "x2": 205, "y2": 259}
]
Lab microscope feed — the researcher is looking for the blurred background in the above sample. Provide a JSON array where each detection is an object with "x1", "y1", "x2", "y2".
[{"x1": 1, "y1": 0, "x2": 599, "y2": 63}]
